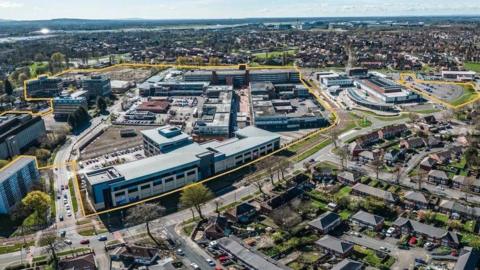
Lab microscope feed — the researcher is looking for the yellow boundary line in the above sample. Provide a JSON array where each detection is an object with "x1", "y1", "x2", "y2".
[
  {"x1": 1, "y1": 63, "x2": 338, "y2": 218},
  {"x1": 398, "y1": 73, "x2": 480, "y2": 110}
]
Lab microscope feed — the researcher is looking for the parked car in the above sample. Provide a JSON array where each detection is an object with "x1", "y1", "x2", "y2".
[
  {"x1": 64, "y1": 239, "x2": 72, "y2": 245},
  {"x1": 206, "y1": 259, "x2": 215, "y2": 267},
  {"x1": 80, "y1": 239, "x2": 90, "y2": 245},
  {"x1": 98, "y1": 235, "x2": 107, "y2": 241},
  {"x1": 60, "y1": 231, "x2": 66, "y2": 237},
  {"x1": 190, "y1": 263, "x2": 200, "y2": 270},
  {"x1": 386, "y1": 227, "x2": 396, "y2": 237},
  {"x1": 176, "y1": 249, "x2": 185, "y2": 256}
]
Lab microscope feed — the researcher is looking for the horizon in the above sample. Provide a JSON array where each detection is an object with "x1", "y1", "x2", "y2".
[{"x1": 0, "y1": 0, "x2": 479, "y2": 21}]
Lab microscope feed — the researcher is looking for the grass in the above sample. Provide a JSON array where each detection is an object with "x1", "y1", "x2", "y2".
[
  {"x1": 434, "y1": 213, "x2": 449, "y2": 225},
  {"x1": 339, "y1": 209, "x2": 352, "y2": 220},
  {"x1": 56, "y1": 248, "x2": 91, "y2": 257},
  {"x1": 77, "y1": 227, "x2": 96, "y2": 236},
  {"x1": 0, "y1": 241, "x2": 34, "y2": 254},
  {"x1": 253, "y1": 49, "x2": 296, "y2": 59},
  {"x1": 68, "y1": 179, "x2": 78, "y2": 213},
  {"x1": 450, "y1": 85, "x2": 478, "y2": 106},
  {"x1": 464, "y1": 62, "x2": 480, "y2": 73},
  {"x1": 49, "y1": 178, "x2": 56, "y2": 220},
  {"x1": 335, "y1": 186, "x2": 352, "y2": 198},
  {"x1": 353, "y1": 109, "x2": 409, "y2": 121},
  {"x1": 463, "y1": 220, "x2": 476, "y2": 233},
  {"x1": 182, "y1": 223, "x2": 196, "y2": 236}
]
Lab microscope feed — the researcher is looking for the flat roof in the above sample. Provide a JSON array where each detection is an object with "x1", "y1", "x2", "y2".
[
  {"x1": 141, "y1": 126, "x2": 191, "y2": 146},
  {"x1": 0, "y1": 157, "x2": 35, "y2": 184}
]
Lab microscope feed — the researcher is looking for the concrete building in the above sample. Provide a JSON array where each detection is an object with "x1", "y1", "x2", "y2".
[
  {"x1": 441, "y1": 71, "x2": 476, "y2": 81},
  {"x1": 139, "y1": 81, "x2": 209, "y2": 96},
  {"x1": 85, "y1": 126, "x2": 280, "y2": 209},
  {"x1": 142, "y1": 125, "x2": 193, "y2": 156},
  {"x1": 354, "y1": 75, "x2": 419, "y2": 103},
  {"x1": 0, "y1": 157, "x2": 40, "y2": 213},
  {"x1": 318, "y1": 73, "x2": 354, "y2": 87},
  {"x1": 249, "y1": 69, "x2": 300, "y2": 84},
  {"x1": 82, "y1": 75, "x2": 112, "y2": 99},
  {"x1": 193, "y1": 90, "x2": 235, "y2": 140},
  {"x1": 53, "y1": 96, "x2": 88, "y2": 120},
  {"x1": 25, "y1": 75, "x2": 63, "y2": 98},
  {"x1": 184, "y1": 69, "x2": 300, "y2": 86},
  {"x1": 0, "y1": 114, "x2": 46, "y2": 159}
]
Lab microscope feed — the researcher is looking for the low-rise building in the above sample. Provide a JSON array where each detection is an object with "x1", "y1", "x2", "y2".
[
  {"x1": 53, "y1": 96, "x2": 88, "y2": 120},
  {"x1": 350, "y1": 210, "x2": 384, "y2": 231},
  {"x1": 441, "y1": 70, "x2": 476, "y2": 81},
  {"x1": 315, "y1": 235, "x2": 354, "y2": 258},
  {"x1": 337, "y1": 171, "x2": 359, "y2": 185},
  {"x1": 0, "y1": 157, "x2": 40, "y2": 214},
  {"x1": 142, "y1": 125, "x2": 193, "y2": 156},
  {"x1": 82, "y1": 75, "x2": 112, "y2": 99},
  {"x1": 308, "y1": 211, "x2": 341, "y2": 234},
  {"x1": 392, "y1": 217, "x2": 459, "y2": 248},
  {"x1": 453, "y1": 247, "x2": 480, "y2": 270},
  {"x1": 351, "y1": 183, "x2": 397, "y2": 203},
  {"x1": 427, "y1": 170, "x2": 449, "y2": 185},
  {"x1": 110, "y1": 245, "x2": 159, "y2": 266},
  {"x1": 331, "y1": 259, "x2": 363, "y2": 270},
  {"x1": 403, "y1": 191, "x2": 428, "y2": 210},
  {"x1": 26, "y1": 75, "x2": 63, "y2": 98}
]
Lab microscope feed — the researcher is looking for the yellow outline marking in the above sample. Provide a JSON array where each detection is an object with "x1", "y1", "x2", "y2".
[
  {"x1": 397, "y1": 73, "x2": 480, "y2": 109},
  {"x1": 1, "y1": 63, "x2": 339, "y2": 218}
]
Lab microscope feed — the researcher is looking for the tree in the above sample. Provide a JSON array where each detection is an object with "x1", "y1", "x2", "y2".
[
  {"x1": 41, "y1": 231, "x2": 60, "y2": 268},
  {"x1": 208, "y1": 57, "x2": 221, "y2": 66},
  {"x1": 96, "y1": 96, "x2": 107, "y2": 113},
  {"x1": 180, "y1": 184, "x2": 214, "y2": 220},
  {"x1": 465, "y1": 147, "x2": 480, "y2": 169},
  {"x1": 462, "y1": 177, "x2": 476, "y2": 202},
  {"x1": 50, "y1": 52, "x2": 66, "y2": 73},
  {"x1": 337, "y1": 146, "x2": 349, "y2": 170},
  {"x1": 125, "y1": 203, "x2": 166, "y2": 247},
  {"x1": 22, "y1": 191, "x2": 51, "y2": 223},
  {"x1": 329, "y1": 128, "x2": 340, "y2": 148},
  {"x1": 447, "y1": 219, "x2": 462, "y2": 231},
  {"x1": 4, "y1": 78, "x2": 13, "y2": 95},
  {"x1": 371, "y1": 156, "x2": 384, "y2": 181},
  {"x1": 408, "y1": 112, "x2": 420, "y2": 123},
  {"x1": 277, "y1": 157, "x2": 293, "y2": 182}
]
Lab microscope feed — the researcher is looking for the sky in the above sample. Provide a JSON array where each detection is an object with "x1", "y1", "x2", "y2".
[{"x1": 0, "y1": 0, "x2": 479, "y2": 20}]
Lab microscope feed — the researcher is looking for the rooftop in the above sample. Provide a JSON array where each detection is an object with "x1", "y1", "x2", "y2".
[
  {"x1": 141, "y1": 125, "x2": 191, "y2": 146},
  {"x1": 0, "y1": 157, "x2": 36, "y2": 184}
]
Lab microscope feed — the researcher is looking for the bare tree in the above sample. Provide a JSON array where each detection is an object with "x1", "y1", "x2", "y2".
[
  {"x1": 41, "y1": 231, "x2": 61, "y2": 268},
  {"x1": 330, "y1": 128, "x2": 340, "y2": 148},
  {"x1": 371, "y1": 155, "x2": 384, "y2": 181},
  {"x1": 337, "y1": 146, "x2": 349, "y2": 170},
  {"x1": 277, "y1": 157, "x2": 293, "y2": 182},
  {"x1": 394, "y1": 164, "x2": 403, "y2": 184},
  {"x1": 462, "y1": 177, "x2": 476, "y2": 203},
  {"x1": 125, "y1": 203, "x2": 166, "y2": 247}
]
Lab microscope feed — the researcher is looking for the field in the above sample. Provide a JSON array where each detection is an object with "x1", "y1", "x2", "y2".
[
  {"x1": 253, "y1": 49, "x2": 296, "y2": 59},
  {"x1": 450, "y1": 85, "x2": 478, "y2": 106},
  {"x1": 464, "y1": 62, "x2": 480, "y2": 73}
]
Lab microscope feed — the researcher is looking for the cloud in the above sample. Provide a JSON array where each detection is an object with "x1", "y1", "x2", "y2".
[{"x1": 0, "y1": 0, "x2": 23, "y2": 8}]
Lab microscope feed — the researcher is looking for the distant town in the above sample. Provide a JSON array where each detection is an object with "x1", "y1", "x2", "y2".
[{"x1": 0, "y1": 15, "x2": 479, "y2": 270}]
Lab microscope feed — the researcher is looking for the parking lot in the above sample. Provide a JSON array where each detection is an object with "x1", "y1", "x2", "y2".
[
  {"x1": 413, "y1": 82, "x2": 464, "y2": 103},
  {"x1": 80, "y1": 125, "x2": 151, "y2": 160}
]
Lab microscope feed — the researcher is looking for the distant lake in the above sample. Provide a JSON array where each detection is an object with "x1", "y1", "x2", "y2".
[{"x1": 0, "y1": 34, "x2": 56, "y2": 44}]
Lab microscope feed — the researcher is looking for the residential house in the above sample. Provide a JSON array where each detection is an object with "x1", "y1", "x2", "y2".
[
  {"x1": 420, "y1": 157, "x2": 437, "y2": 171},
  {"x1": 261, "y1": 185, "x2": 305, "y2": 213},
  {"x1": 348, "y1": 142, "x2": 364, "y2": 157},
  {"x1": 331, "y1": 259, "x2": 364, "y2": 270},
  {"x1": 315, "y1": 235, "x2": 354, "y2": 258},
  {"x1": 403, "y1": 191, "x2": 428, "y2": 210},
  {"x1": 427, "y1": 136, "x2": 443, "y2": 148},
  {"x1": 204, "y1": 216, "x2": 231, "y2": 240},
  {"x1": 110, "y1": 245, "x2": 160, "y2": 266},
  {"x1": 453, "y1": 247, "x2": 480, "y2": 270},
  {"x1": 308, "y1": 211, "x2": 342, "y2": 234},
  {"x1": 400, "y1": 137, "x2": 425, "y2": 149},
  {"x1": 378, "y1": 124, "x2": 408, "y2": 139},
  {"x1": 337, "y1": 171, "x2": 359, "y2": 185},
  {"x1": 423, "y1": 115, "x2": 437, "y2": 125},
  {"x1": 427, "y1": 170, "x2": 449, "y2": 185},
  {"x1": 225, "y1": 202, "x2": 257, "y2": 224},
  {"x1": 350, "y1": 210, "x2": 384, "y2": 231},
  {"x1": 351, "y1": 183, "x2": 397, "y2": 203},
  {"x1": 314, "y1": 167, "x2": 336, "y2": 182},
  {"x1": 358, "y1": 149, "x2": 382, "y2": 163},
  {"x1": 430, "y1": 151, "x2": 452, "y2": 165},
  {"x1": 384, "y1": 149, "x2": 405, "y2": 165},
  {"x1": 392, "y1": 217, "x2": 460, "y2": 248},
  {"x1": 438, "y1": 200, "x2": 480, "y2": 221},
  {"x1": 355, "y1": 132, "x2": 380, "y2": 148},
  {"x1": 59, "y1": 253, "x2": 96, "y2": 270},
  {"x1": 452, "y1": 175, "x2": 466, "y2": 190}
]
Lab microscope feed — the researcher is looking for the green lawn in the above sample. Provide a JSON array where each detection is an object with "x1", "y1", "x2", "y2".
[
  {"x1": 464, "y1": 62, "x2": 480, "y2": 73},
  {"x1": 339, "y1": 209, "x2": 352, "y2": 220},
  {"x1": 450, "y1": 85, "x2": 478, "y2": 106},
  {"x1": 434, "y1": 213, "x2": 449, "y2": 225},
  {"x1": 0, "y1": 241, "x2": 34, "y2": 254},
  {"x1": 295, "y1": 139, "x2": 332, "y2": 161},
  {"x1": 335, "y1": 186, "x2": 352, "y2": 198},
  {"x1": 463, "y1": 220, "x2": 476, "y2": 233},
  {"x1": 253, "y1": 49, "x2": 296, "y2": 59},
  {"x1": 68, "y1": 179, "x2": 78, "y2": 213}
]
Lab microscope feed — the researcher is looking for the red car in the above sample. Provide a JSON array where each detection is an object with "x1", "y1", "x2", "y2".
[{"x1": 80, "y1": 239, "x2": 90, "y2": 245}]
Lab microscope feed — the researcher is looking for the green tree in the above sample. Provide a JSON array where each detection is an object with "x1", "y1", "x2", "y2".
[
  {"x1": 96, "y1": 96, "x2": 107, "y2": 113},
  {"x1": 125, "y1": 203, "x2": 166, "y2": 247},
  {"x1": 22, "y1": 191, "x2": 51, "y2": 223},
  {"x1": 180, "y1": 183, "x2": 214, "y2": 220},
  {"x1": 4, "y1": 78, "x2": 13, "y2": 95},
  {"x1": 50, "y1": 52, "x2": 66, "y2": 73}
]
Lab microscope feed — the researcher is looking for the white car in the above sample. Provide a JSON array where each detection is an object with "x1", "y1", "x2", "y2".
[
  {"x1": 206, "y1": 258, "x2": 215, "y2": 267},
  {"x1": 386, "y1": 227, "x2": 396, "y2": 237},
  {"x1": 190, "y1": 263, "x2": 200, "y2": 270},
  {"x1": 67, "y1": 210, "x2": 72, "y2": 217}
]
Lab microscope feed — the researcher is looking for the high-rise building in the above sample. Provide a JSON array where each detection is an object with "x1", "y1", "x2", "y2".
[
  {"x1": 0, "y1": 157, "x2": 40, "y2": 213},
  {"x1": 53, "y1": 96, "x2": 88, "y2": 120},
  {"x1": 0, "y1": 114, "x2": 46, "y2": 159}
]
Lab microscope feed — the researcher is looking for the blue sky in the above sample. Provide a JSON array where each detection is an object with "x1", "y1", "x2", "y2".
[{"x1": 0, "y1": 0, "x2": 479, "y2": 20}]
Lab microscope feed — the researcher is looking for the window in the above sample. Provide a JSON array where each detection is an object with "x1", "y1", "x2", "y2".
[
  {"x1": 187, "y1": 170, "x2": 196, "y2": 176},
  {"x1": 153, "y1": 180, "x2": 162, "y2": 186},
  {"x1": 141, "y1": 185, "x2": 150, "y2": 190},
  {"x1": 165, "y1": 177, "x2": 174, "y2": 184},
  {"x1": 128, "y1": 187, "x2": 137, "y2": 193}
]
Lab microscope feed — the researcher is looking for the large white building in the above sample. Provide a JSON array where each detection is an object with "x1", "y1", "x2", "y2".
[
  {"x1": 441, "y1": 71, "x2": 476, "y2": 81},
  {"x1": 354, "y1": 75, "x2": 419, "y2": 103},
  {"x1": 84, "y1": 126, "x2": 281, "y2": 210}
]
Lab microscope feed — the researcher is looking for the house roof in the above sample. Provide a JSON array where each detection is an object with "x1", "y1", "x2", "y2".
[
  {"x1": 337, "y1": 171, "x2": 355, "y2": 182},
  {"x1": 420, "y1": 157, "x2": 436, "y2": 167},
  {"x1": 59, "y1": 253, "x2": 96, "y2": 270},
  {"x1": 352, "y1": 183, "x2": 396, "y2": 202},
  {"x1": 428, "y1": 169, "x2": 448, "y2": 179},
  {"x1": 439, "y1": 200, "x2": 480, "y2": 217},
  {"x1": 308, "y1": 211, "x2": 341, "y2": 231},
  {"x1": 331, "y1": 259, "x2": 364, "y2": 270},
  {"x1": 454, "y1": 247, "x2": 480, "y2": 270},
  {"x1": 404, "y1": 191, "x2": 428, "y2": 204},
  {"x1": 228, "y1": 202, "x2": 256, "y2": 217},
  {"x1": 111, "y1": 245, "x2": 159, "y2": 261},
  {"x1": 315, "y1": 235, "x2": 354, "y2": 254},
  {"x1": 393, "y1": 217, "x2": 457, "y2": 242},
  {"x1": 351, "y1": 210, "x2": 384, "y2": 226}
]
